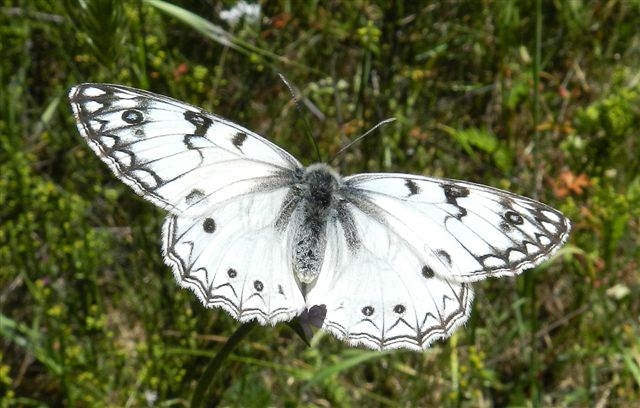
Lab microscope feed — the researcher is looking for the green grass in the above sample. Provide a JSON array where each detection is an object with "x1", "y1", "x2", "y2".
[{"x1": 1, "y1": 0, "x2": 639, "y2": 406}]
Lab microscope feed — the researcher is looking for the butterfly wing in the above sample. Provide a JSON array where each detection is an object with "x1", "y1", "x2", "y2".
[
  {"x1": 342, "y1": 173, "x2": 571, "y2": 282},
  {"x1": 162, "y1": 188, "x2": 306, "y2": 324},
  {"x1": 69, "y1": 83, "x2": 302, "y2": 216},
  {"x1": 70, "y1": 83, "x2": 306, "y2": 324},
  {"x1": 306, "y1": 173, "x2": 569, "y2": 350},
  {"x1": 306, "y1": 207, "x2": 473, "y2": 350}
]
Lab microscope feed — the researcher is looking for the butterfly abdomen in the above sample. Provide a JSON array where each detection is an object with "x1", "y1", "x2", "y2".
[{"x1": 290, "y1": 164, "x2": 342, "y2": 284}]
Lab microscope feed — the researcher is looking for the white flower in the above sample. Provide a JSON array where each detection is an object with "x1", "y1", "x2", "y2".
[
  {"x1": 220, "y1": 1, "x2": 261, "y2": 26},
  {"x1": 143, "y1": 390, "x2": 158, "y2": 406}
]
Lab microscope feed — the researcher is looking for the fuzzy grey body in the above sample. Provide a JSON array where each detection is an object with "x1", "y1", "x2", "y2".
[
  {"x1": 274, "y1": 163, "x2": 366, "y2": 285},
  {"x1": 289, "y1": 163, "x2": 342, "y2": 284}
]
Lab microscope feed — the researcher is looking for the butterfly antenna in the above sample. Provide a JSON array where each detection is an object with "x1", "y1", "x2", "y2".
[
  {"x1": 331, "y1": 118, "x2": 396, "y2": 163},
  {"x1": 277, "y1": 73, "x2": 323, "y2": 162}
]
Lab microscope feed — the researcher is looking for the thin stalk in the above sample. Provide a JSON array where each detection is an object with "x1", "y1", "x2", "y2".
[
  {"x1": 528, "y1": 0, "x2": 543, "y2": 404},
  {"x1": 191, "y1": 322, "x2": 257, "y2": 408}
]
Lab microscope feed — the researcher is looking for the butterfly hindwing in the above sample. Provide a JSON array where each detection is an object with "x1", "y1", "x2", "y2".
[
  {"x1": 306, "y1": 204, "x2": 473, "y2": 350},
  {"x1": 69, "y1": 83, "x2": 302, "y2": 215},
  {"x1": 342, "y1": 174, "x2": 571, "y2": 282},
  {"x1": 162, "y1": 188, "x2": 306, "y2": 325}
]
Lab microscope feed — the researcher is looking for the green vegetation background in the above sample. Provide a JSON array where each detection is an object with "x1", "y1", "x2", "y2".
[{"x1": 1, "y1": 1, "x2": 639, "y2": 406}]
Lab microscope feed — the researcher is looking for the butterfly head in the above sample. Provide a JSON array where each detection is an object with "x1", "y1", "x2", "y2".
[{"x1": 301, "y1": 163, "x2": 342, "y2": 210}]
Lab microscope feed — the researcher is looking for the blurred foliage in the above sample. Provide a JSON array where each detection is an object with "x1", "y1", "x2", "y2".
[{"x1": 1, "y1": 0, "x2": 639, "y2": 406}]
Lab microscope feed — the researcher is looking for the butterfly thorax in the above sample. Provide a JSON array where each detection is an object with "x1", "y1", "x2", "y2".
[{"x1": 292, "y1": 163, "x2": 342, "y2": 284}]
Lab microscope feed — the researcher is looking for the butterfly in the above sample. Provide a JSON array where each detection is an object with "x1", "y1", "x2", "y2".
[{"x1": 69, "y1": 83, "x2": 571, "y2": 351}]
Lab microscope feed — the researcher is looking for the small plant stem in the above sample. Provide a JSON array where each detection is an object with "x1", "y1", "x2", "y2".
[{"x1": 191, "y1": 322, "x2": 257, "y2": 408}]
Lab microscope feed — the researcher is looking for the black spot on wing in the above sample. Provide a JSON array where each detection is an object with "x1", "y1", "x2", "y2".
[
  {"x1": 437, "y1": 250, "x2": 452, "y2": 267},
  {"x1": 504, "y1": 210, "x2": 524, "y2": 225},
  {"x1": 404, "y1": 179, "x2": 420, "y2": 196},
  {"x1": 184, "y1": 111, "x2": 213, "y2": 136},
  {"x1": 185, "y1": 189, "x2": 205, "y2": 205},
  {"x1": 443, "y1": 183, "x2": 469, "y2": 199},
  {"x1": 227, "y1": 268, "x2": 237, "y2": 278},
  {"x1": 122, "y1": 109, "x2": 144, "y2": 124},
  {"x1": 203, "y1": 217, "x2": 216, "y2": 233},
  {"x1": 232, "y1": 132, "x2": 248, "y2": 152},
  {"x1": 117, "y1": 109, "x2": 146, "y2": 138},
  {"x1": 393, "y1": 304, "x2": 406, "y2": 314},
  {"x1": 442, "y1": 183, "x2": 469, "y2": 219},
  {"x1": 361, "y1": 306, "x2": 375, "y2": 316},
  {"x1": 421, "y1": 265, "x2": 435, "y2": 278},
  {"x1": 254, "y1": 280, "x2": 264, "y2": 292}
]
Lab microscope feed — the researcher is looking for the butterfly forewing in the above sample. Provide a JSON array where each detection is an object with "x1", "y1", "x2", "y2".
[
  {"x1": 69, "y1": 84, "x2": 302, "y2": 215},
  {"x1": 343, "y1": 174, "x2": 571, "y2": 282}
]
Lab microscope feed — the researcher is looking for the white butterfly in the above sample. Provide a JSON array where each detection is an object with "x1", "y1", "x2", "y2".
[{"x1": 69, "y1": 83, "x2": 571, "y2": 351}]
